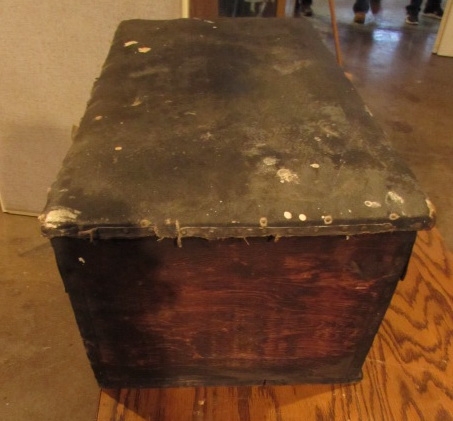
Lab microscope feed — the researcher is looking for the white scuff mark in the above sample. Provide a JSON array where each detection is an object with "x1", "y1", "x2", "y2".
[
  {"x1": 138, "y1": 46, "x2": 152, "y2": 53},
  {"x1": 114, "y1": 146, "x2": 123, "y2": 151},
  {"x1": 59, "y1": 188, "x2": 68, "y2": 193},
  {"x1": 184, "y1": 111, "x2": 197, "y2": 116},
  {"x1": 319, "y1": 122, "x2": 341, "y2": 138},
  {"x1": 93, "y1": 115, "x2": 103, "y2": 121},
  {"x1": 78, "y1": 257, "x2": 86, "y2": 265},
  {"x1": 425, "y1": 198, "x2": 436, "y2": 219},
  {"x1": 322, "y1": 215, "x2": 333, "y2": 225},
  {"x1": 389, "y1": 212, "x2": 400, "y2": 221},
  {"x1": 124, "y1": 40, "x2": 138, "y2": 47},
  {"x1": 364, "y1": 201, "x2": 381, "y2": 208},
  {"x1": 273, "y1": 60, "x2": 313, "y2": 75},
  {"x1": 386, "y1": 191, "x2": 405, "y2": 205},
  {"x1": 212, "y1": 26, "x2": 218, "y2": 29},
  {"x1": 276, "y1": 168, "x2": 299, "y2": 184},
  {"x1": 40, "y1": 207, "x2": 81, "y2": 229},
  {"x1": 175, "y1": 219, "x2": 182, "y2": 248},
  {"x1": 130, "y1": 65, "x2": 170, "y2": 78},
  {"x1": 299, "y1": 214, "x2": 307, "y2": 221},
  {"x1": 200, "y1": 132, "x2": 213, "y2": 141},
  {"x1": 344, "y1": 71, "x2": 354, "y2": 82},
  {"x1": 263, "y1": 156, "x2": 278, "y2": 166},
  {"x1": 310, "y1": 163, "x2": 320, "y2": 169},
  {"x1": 284, "y1": 211, "x2": 292, "y2": 220},
  {"x1": 314, "y1": 136, "x2": 321, "y2": 142},
  {"x1": 204, "y1": 20, "x2": 214, "y2": 23},
  {"x1": 130, "y1": 97, "x2": 143, "y2": 107},
  {"x1": 365, "y1": 105, "x2": 373, "y2": 116}
]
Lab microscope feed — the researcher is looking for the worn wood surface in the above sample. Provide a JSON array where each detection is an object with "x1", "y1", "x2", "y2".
[
  {"x1": 54, "y1": 231, "x2": 414, "y2": 387},
  {"x1": 189, "y1": 0, "x2": 218, "y2": 19},
  {"x1": 97, "y1": 228, "x2": 453, "y2": 420}
]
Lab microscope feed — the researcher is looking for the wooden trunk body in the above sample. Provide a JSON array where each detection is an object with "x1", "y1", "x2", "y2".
[
  {"x1": 52, "y1": 231, "x2": 415, "y2": 388},
  {"x1": 40, "y1": 19, "x2": 434, "y2": 388}
]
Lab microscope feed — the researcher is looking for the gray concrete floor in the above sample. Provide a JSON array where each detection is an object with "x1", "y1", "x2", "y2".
[{"x1": 1, "y1": 2, "x2": 452, "y2": 420}]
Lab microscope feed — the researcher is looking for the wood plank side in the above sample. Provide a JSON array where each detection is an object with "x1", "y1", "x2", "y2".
[
  {"x1": 189, "y1": 0, "x2": 219, "y2": 18},
  {"x1": 55, "y1": 232, "x2": 413, "y2": 387},
  {"x1": 97, "y1": 228, "x2": 453, "y2": 421}
]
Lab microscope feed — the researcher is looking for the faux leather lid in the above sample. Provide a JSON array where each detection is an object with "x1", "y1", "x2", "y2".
[{"x1": 40, "y1": 18, "x2": 435, "y2": 240}]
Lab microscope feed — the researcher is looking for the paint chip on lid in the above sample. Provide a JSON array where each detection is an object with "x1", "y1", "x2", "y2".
[{"x1": 299, "y1": 214, "x2": 307, "y2": 221}]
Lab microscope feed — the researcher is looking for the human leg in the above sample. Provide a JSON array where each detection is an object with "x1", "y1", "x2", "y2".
[
  {"x1": 353, "y1": 0, "x2": 370, "y2": 13},
  {"x1": 301, "y1": 0, "x2": 313, "y2": 16},
  {"x1": 423, "y1": 0, "x2": 443, "y2": 18},
  {"x1": 353, "y1": 0, "x2": 370, "y2": 23},
  {"x1": 406, "y1": 0, "x2": 423, "y2": 24},
  {"x1": 295, "y1": 0, "x2": 313, "y2": 16},
  {"x1": 370, "y1": 0, "x2": 381, "y2": 14}
]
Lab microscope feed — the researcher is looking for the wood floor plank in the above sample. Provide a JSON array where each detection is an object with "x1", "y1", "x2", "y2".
[{"x1": 97, "y1": 229, "x2": 453, "y2": 421}]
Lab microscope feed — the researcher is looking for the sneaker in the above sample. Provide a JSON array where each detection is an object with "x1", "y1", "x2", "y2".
[
  {"x1": 301, "y1": 5, "x2": 313, "y2": 16},
  {"x1": 354, "y1": 12, "x2": 366, "y2": 24},
  {"x1": 405, "y1": 14, "x2": 419, "y2": 25},
  {"x1": 422, "y1": 8, "x2": 443, "y2": 19}
]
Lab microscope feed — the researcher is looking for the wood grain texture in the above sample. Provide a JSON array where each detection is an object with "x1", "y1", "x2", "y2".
[
  {"x1": 53, "y1": 231, "x2": 414, "y2": 387},
  {"x1": 97, "y1": 228, "x2": 453, "y2": 420},
  {"x1": 189, "y1": 0, "x2": 218, "y2": 18}
]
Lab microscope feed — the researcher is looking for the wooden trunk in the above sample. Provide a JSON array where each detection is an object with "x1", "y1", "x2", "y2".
[{"x1": 40, "y1": 19, "x2": 434, "y2": 388}]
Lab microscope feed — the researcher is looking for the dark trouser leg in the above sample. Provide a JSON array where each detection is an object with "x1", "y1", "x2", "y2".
[
  {"x1": 406, "y1": 0, "x2": 423, "y2": 14},
  {"x1": 353, "y1": 0, "x2": 370, "y2": 13},
  {"x1": 296, "y1": 0, "x2": 313, "y2": 16},
  {"x1": 424, "y1": 0, "x2": 442, "y2": 12}
]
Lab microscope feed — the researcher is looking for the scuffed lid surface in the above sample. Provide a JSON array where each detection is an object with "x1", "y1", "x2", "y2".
[{"x1": 40, "y1": 18, "x2": 434, "y2": 240}]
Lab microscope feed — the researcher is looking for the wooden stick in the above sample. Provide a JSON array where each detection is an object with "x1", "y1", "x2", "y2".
[{"x1": 328, "y1": 0, "x2": 343, "y2": 67}]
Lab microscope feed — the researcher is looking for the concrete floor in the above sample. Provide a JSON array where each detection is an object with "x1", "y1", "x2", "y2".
[{"x1": 1, "y1": 2, "x2": 452, "y2": 420}]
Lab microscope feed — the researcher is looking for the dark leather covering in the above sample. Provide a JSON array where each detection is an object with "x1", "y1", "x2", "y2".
[{"x1": 40, "y1": 19, "x2": 434, "y2": 240}]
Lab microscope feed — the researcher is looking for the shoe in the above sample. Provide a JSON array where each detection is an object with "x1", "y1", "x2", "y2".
[
  {"x1": 354, "y1": 12, "x2": 366, "y2": 24},
  {"x1": 422, "y1": 8, "x2": 443, "y2": 19},
  {"x1": 405, "y1": 14, "x2": 419, "y2": 25},
  {"x1": 301, "y1": 5, "x2": 313, "y2": 16},
  {"x1": 370, "y1": 0, "x2": 381, "y2": 14}
]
